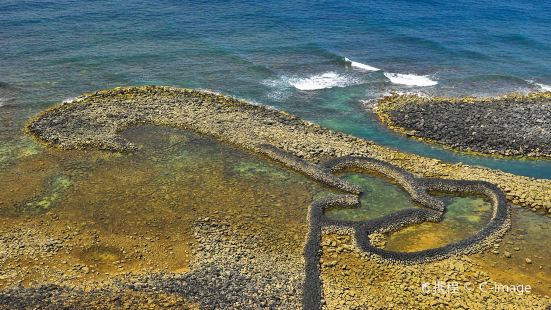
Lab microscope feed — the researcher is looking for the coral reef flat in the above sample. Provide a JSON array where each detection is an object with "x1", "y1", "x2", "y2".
[
  {"x1": 375, "y1": 92, "x2": 551, "y2": 158},
  {"x1": 1, "y1": 126, "x2": 316, "y2": 309},
  {"x1": 26, "y1": 86, "x2": 551, "y2": 214},
  {"x1": 6, "y1": 86, "x2": 549, "y2": 308},
  {"x1": 3, "y1": 0, "x2": 551, "y2": 308}
]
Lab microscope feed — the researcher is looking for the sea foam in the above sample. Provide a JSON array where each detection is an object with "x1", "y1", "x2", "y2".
[
  {"x1": 384, "y1": 72, "x2": 438, "y2": 86},
  {"x1": 290, "y1": 72, "x2": 357, "y2": 91},
  {"x1": 529, "y1": 81, "x2": 551, "y2": 91},
  {"x1": 343, "y1": 57, "x2": 380, "y2": 71},
  {"x1": 62, "y1": 97, "x2": 77, "y2": 104}
]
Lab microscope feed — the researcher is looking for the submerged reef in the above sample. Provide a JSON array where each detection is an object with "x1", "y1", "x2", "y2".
[
  {"x1": 20, "y1": 86, "x2": 538, "y2": 308},
  {"x1": 375, "y1": 92, "x2": 551, "y2": 158},
  {"x1": 21, "y1": 175, "x2": 72, "y2": 213}
]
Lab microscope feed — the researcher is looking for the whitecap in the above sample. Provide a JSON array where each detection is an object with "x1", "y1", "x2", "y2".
[
  {"x1": 384, "y1": 72, "x2": 438, "y2": 87},
  {"x1": 526, "y1": 80, "x2": 551, "y2": 91},
  {"x1": 62, "y1": 97, "x2": 77, "y2": 104},
  {"x1": 538, "y1": 83, "x2": 551, "y2": 91},
  {"x1": 262, "y1": 78, "x2": 293, "y2": 100},
  {"x1": 343, "y1": 57, "x2": 380, "y2": 71},
  {"x1": 290, "y1": 72, "x2": 357, "y2": 91}
]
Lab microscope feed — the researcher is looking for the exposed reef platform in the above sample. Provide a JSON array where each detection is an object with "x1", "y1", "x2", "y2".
[
  {"x1": 26, "y1": 86, "x2": 551, "y2": 214},
  {"x1": 375, "y1": 92, "x2": 551, "y2": 158},
  {"x1": 11, "y1": 86, "x2": 551, "y2": 308}
]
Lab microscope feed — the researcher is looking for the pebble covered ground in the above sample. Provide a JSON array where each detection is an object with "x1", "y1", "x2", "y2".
[
  {"x1": 320, "y1": 233, "x2": 550, "y2": 309},
  {"x1": 375, "y1": 92, "x2": 551, "y2": 158},
  {"x1": 26, "y1": 86, "x2": 551, "y2": 214},
  {"x1": 0, "y1": 86, "x2": 549, "y2": 308}
]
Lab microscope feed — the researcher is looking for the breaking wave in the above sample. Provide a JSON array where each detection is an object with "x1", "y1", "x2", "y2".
[
  {"x1": 343, "y1": 57, "x2": 380, "y2": 71},
  {"x1": 289, "y1": 72, "x2": 359, "y2": 91},
  {"x1": 526, "y1": 80, "x2": 551, "y2": 91},
  {"x1": 384, "y1": 72, "x2": 438, "y2": 86}
]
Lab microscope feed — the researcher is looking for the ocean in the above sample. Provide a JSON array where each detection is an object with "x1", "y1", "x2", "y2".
[{"x1": 1, "y1": 0, "x2": 550, "y2": 178}]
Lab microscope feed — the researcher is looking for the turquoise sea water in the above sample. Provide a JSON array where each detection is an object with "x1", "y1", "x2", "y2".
[{"x1": 1, "y1": 0, "x2": 550, "y2": 178}]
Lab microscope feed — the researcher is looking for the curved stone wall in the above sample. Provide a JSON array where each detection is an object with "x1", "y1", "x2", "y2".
[
  {"x1": 24, "y1": 86, "x2": 518, "y2": 309},
  {"x1": 259, "y1": 146, "x2": 511, "y2": 308},
  {"x1": 25, "y1": 86, "x2": 551, "y2": 213}
]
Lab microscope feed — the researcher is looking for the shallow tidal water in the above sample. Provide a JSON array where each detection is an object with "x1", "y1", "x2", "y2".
[
  {"x1": 1, "y1": 1, "x2": 551, "y2": 307},
  {"x1": 0, "y1": 125, "x2": 550, "y2": 300},
  {"x1": 384, "y1": 194, "x2": 493, "y2": 252},
  {"x1": 325, "y1": 173, "x2": 419, "y2": 221},
  {"x1": 0, "y1": 126, "x2": 325, "y2": 287},
  {"x1": 324, "y1": 170, "x2": 551, "y2": 295}
]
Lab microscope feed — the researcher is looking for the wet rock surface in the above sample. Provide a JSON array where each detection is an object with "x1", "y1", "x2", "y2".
[
  {"x1": 124, "y1": 218, "x2": 303, "y2": 309},
  {"x1": 320, "y1": 233, "x2": 550, "y2": 309},
  {"x1": 0, "y1": 285, "x2": 193, "y2": 309},
  {"x1": 0, "y1": 218, "x2": 303, "y2": 309},
  {"x1": 376, "y1": 92, "x2": 551, "y2": 158},
  {"x1": 24, "y1": 86, "x2": 551, "y2": 213},
  {"x1": 8, "y1": 86, "x2": 550, "y2": 308}
]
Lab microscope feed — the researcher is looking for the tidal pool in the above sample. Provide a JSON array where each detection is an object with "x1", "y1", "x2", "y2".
[
  {"x1": 384, "y1": 194, "x2": 493, "y2": 252},
  {"x1": 323, "y1": 172, "x2": 496, "y2": 252},
  {"x1": 324, "y1": 172, "x2": 418, "y2": 221},
  {"x1": 1, "y1": 122, "x2": 550, "y2": 302},
  {"x1": 323, "y1": 168, "x2": 551, "y2": 295}
]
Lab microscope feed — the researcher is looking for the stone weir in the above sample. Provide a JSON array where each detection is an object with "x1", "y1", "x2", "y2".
[
  {"x1": 25, "y1": 86, "x2": 551, "y2": 214},
  {"x1": 24, "y1": 86, "x2": 527, "y2": 309},
  {"x1": 257, "y1": 145, "x2": 510, "y2": 309}
]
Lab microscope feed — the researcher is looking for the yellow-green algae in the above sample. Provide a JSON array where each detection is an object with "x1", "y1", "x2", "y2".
[
  {"x1": 1, "y1": 126, "x2": 321, "y2": 290},
  {"x1": 0, "y1": 137, "x2": 41, "y2": 167},
  {"x1": 325, "y1": 172, "x2": 419, "y2": 221},
  {"x1": 23, "y1": 175, "x2": 72, "y2": 212},
  {"x1": 385, "y1": 195, "x2": 492, "y2": 252},
  {"x1": 6, "y1": 87, "x2": 551, "y2": 307},
  {"x1": 232, "y1": 160, "x2": 293, "y2": 182},
  {"x1": 1, "y1": 125, "x2": 550, "y2": 307}
]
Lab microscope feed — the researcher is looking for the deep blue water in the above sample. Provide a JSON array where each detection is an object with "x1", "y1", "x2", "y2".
[{"x1": 1, "y1": 0, "x2": 550, "y2": 178}]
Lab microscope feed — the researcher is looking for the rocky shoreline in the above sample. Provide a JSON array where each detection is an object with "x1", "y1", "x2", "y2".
[
  {"x1": 3, "y1": 217, "x2": 549, "y2": 309},
  {"x1": 26, "y1": 86, "x2": 551, "y2": 214},
  {"x1": 15, "y1": 86, "x2": 551, "y2": 308},
  {"x1": 15, "y1": 87, "x2": 551, "y2": 309},
  {"x1": 374, "y1": 92, "x2": 551, "y2": 158}
]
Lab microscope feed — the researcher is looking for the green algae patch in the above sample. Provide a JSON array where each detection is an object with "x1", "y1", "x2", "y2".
[
  {"x1": 23, "y1": 86, "x2": 551, "y2": 214},
  {"x1": 384, "y1": 195, "x2": 492, "y2": 252},
  {"x1": 231, "y1": 160, "x2": 291, "y2": 182},
  {"x1": 325, "y1": 172, "x2": 418, "y2": 221},
  {"x1": 0, "y1": 138, "x2": 41, "y2": 167},
  {"x1": 1, "y1": 125, "x2": 324, "y2": 299},
  {"x1": 22, "y1": 175, "x2": 72, "y2": 212},
  {"x1": 3, "y1": 94, "x2": 550, "y2": 307}
]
